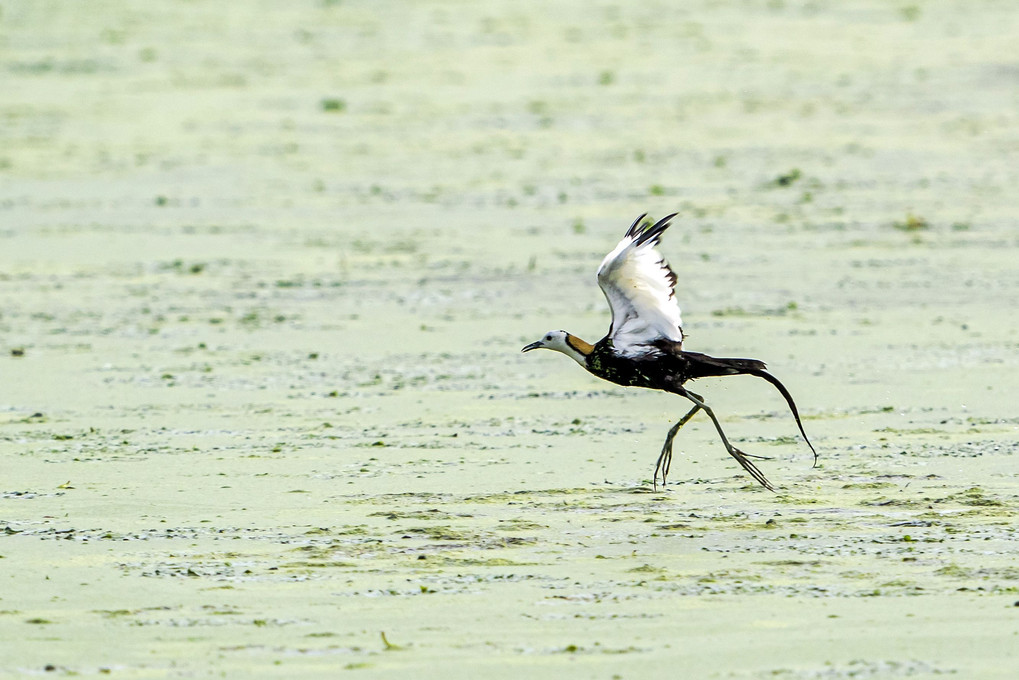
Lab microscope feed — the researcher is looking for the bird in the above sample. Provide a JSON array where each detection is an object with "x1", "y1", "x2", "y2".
[{"x1": 522, "y1": 213, "x2": 817, "y2": 491}]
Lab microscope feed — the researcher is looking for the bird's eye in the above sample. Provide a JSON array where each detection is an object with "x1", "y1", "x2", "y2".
[{"x1": 546, "y1": 335, "x2": 553, "y2": 341}]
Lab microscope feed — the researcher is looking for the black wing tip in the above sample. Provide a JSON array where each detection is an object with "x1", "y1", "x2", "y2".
[
  {"x1": 625, "y1": 213, "x2": 649, "y2": 238},
  {"x1": 627, "y1": 212, "x2": 679, "y2": 246}
]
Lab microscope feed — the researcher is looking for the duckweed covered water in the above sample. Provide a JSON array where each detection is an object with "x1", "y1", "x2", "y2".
[{"x1": 2, "y1": 1, "x2": 1018, "y2": 677}]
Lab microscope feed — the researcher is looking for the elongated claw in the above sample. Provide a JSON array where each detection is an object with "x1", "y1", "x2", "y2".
[
  {"x1": 653, "y1": 401, "x2": 702, "y2": 490},
  {"x1": 669, "y1": 387, "x2": 777, "y2": 491},
  {"x1": 727, "y1": 446, "x2": 775, "y2": 491}
]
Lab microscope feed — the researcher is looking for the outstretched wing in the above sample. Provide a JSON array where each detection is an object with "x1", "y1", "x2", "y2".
[{"x1": 596, "y1": 213, "x2": 683, "y2": 354}]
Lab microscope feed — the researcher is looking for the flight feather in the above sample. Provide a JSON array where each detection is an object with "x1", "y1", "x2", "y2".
[{"x1": 596, "y1": 213, "x2": 683, "y2": 353}]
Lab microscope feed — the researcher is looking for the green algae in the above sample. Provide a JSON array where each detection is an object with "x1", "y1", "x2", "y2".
[{"x1": 3, "y1": 1, "x2": 1019, "y2": 679}]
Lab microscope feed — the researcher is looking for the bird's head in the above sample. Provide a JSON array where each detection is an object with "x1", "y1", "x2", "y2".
[{"x1": 521, "y1": 330, "x2": 592, "y2": 366}]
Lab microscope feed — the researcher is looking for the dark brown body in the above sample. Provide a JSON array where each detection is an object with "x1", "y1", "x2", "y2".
[{"x1": 585, "y1": 338, "x2": 767, "y2": 393}]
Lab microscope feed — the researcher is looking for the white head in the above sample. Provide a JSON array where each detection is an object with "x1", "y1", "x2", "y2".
[{"x1": 521, "y1": 329, "x2": 593, "y2": 366}]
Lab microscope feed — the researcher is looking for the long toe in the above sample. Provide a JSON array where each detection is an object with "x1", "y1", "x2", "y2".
[
  {"x1": 729, "y1": 447, "x2": 775, "y2": 491},
  {"x1": 654, "y1": 448, "x2": 673, "y2": 489},
  {"x1": 653, "y1": 456, "x2": 666, "y2": 489}
]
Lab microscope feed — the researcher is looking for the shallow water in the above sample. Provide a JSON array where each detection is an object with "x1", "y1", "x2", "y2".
[{"x1": 2, "y1": 1, "x2": 1018, "y2": 677}]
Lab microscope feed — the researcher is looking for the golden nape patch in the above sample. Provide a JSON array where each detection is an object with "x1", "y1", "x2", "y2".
[{"x1": 565, "y1": 334, "x2": 595, "y2": 356}]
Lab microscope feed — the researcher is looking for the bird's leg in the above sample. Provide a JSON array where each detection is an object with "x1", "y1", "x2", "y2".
[
  {"x1": 674, "y1": 387, "x2": 776, "y2": 491},
  {"x1": 653, "y1": 401, "x2": 701, "y2": 491}
]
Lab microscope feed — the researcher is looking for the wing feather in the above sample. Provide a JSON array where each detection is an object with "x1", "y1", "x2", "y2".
[{"x1": 596, "y1": 213, "x2": 683, "y2": 354}]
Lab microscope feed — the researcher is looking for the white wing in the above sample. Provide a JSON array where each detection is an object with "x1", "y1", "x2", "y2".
[{"x1": 596, "y1": 213, "x2": 683, "y2": 354}]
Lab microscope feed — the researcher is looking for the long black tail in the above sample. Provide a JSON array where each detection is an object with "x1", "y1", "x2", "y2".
[{"x1": 683, "y1": 352, "x2": 818, "y2": 466}]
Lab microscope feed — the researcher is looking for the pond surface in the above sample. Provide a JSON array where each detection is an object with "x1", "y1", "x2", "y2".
[{"x1": 2, "y1": 1, "x2": 1018, "y2": 677}]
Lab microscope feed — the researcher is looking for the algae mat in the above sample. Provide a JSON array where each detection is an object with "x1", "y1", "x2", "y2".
[{"x1": 2, "y1": 1, "x2": 1018, "y2": 677}]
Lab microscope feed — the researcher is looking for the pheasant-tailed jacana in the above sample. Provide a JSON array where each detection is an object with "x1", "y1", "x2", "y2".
[{"x1": 522, "y1": 213, "x2": 817, "y2": 490}]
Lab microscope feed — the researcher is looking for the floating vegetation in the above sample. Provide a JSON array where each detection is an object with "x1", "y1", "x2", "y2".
[
  {"x1": 321, "y1": 98, "x2": 346, "y2": 113},
  {"x1": 893, "y1": 213, "x2": 929, "y2": 231},
  {"x1": 772, "y1": 168, "x2": 802, "y2": 187}
]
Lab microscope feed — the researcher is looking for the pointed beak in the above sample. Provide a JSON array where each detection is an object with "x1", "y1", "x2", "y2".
[{"x1": 521, "y1": 341, "x2": 544, "y2": 353}]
